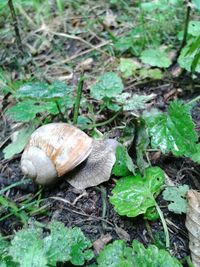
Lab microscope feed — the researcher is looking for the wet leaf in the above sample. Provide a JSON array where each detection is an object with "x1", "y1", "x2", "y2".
[
  {"x1": 6, "y1": 100, "x2": 59, "y2": 122},
  {"x1": 9, "y1": 228, "x2": 47, "y2": 267},
  {"x1": 143, "y1": 100, "x2": 198, "y2": 157},
  {"x1": 140, "y1": 48, "x2": 171, "y2": 68},
  {"x1": 3, "y1": 125, "x2": 35, "y2": 159},
  {"x1": 16, "y1": 81, "x2": 71, "y2": 100},
  {"x1": 90, "y1": 72, "x2": 124, "y2": 100},
  {"x1": 110, "y1": 167, "x2": 165, "y2": 217},
  {"x1": 112, "y1": 144, "x2": 135, "y2": 176},
  {"x1": 163, "y1": 185, "x2": 189, "y2": 214}
]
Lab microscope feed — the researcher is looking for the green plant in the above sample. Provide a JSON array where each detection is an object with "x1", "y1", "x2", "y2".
[
  {"x1": 0, "y1": 221, "x2": 94, "y2": 266},
  {"x1": 143, "y1": 100, "x2": 200, "y2": 163},
  {"x1": 96, "y1": 239, "x2": 182, "y2": 267}
]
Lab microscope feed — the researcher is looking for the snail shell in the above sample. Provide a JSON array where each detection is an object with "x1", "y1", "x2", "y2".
[{"x1": 21, "y1": 123, "x2": 92, "y2": 185}]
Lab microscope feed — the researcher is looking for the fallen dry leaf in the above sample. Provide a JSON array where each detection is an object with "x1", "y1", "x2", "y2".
[
  {"x1": 115, "y1": 225, "x2": 130, "y2": 242},
  {"x1": 93, "y1": 234, "x2": 112, "y2": 254},
  {"x1": 185, "y1": 189, "x2": 200, "y2": 267}
]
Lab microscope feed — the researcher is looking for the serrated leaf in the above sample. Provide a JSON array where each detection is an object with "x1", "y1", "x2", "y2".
[
  {"x1": 43, "y1": 221, "x2": 71, "y2": 266},
  {"x1": 178, "y1": 38, "x2": 200, "y2": 73},
  {"x1": 97, "y1": 240, "x2": 134, "y2": 267},
  {"x1": 3, "y1": 125, "x2": 35, "y2": 159},
  {"x1": 112, "y1": 144, "x2": 135, "y2": 176},
  {"x1": 119, "y1": 58, "x2": 140, "y2": 78},
  {"x1": 16, "y1": 81, "x2": 71, "y2": 100},
  {"x1": 9, "y1": 228, "x2": 47, "y2": 267},
  {"x1": 143, "y1": 100, "x2": 198, "y2": 157},
  {"x1": 68, "y1": 227, "x2": 94, "y2": 265},
  {"x1": 131, "y1": 240, "x2": 182, "y2": 267},
  {"x1": 163, "y1": 185, "x2": 189, "y2": 214},
  {"x1": 140, "y1": 49, "x2": 171, "y2": 68},
  {"x1": 5, "y1": 100, "x2": 59, "y2": 122},
  {"x1": 90, "y1": 72, "x2": 124, "y2": 100},
  {"x1": 110, "y1": 167, "x2": 165, "y2": 217},
  {"x1": 122, "y1": 94, "x2": 155, "y2": 111}
]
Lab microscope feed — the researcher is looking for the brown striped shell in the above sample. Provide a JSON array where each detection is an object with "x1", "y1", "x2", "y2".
[{"x1": 21, "y1": 123, "x2": 92, "y2": 185}]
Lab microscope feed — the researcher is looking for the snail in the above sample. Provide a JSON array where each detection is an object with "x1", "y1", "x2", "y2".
[{"x1": 21, "y1": 123, "x2": 118, "y2": 189}]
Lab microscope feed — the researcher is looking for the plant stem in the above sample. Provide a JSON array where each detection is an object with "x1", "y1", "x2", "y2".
[
  {"x1": 73, "y1": 74, "x2": 84, "y2": 124},
  {"x1": 55, "y1": 100, "x2": 65, "y2": 121},
  {"x1": 155, "y1": 201, "x2": 170, "y2": 249},
  {"x1": 8, "y1": 0, "x2": 24, "y2": 55},
  {"x1": 177, "y1": 1, "x2": 191, "y2": 58},
  {"x1": 85, "y1": 108, "x2": 122, "y2": 129},
  {"x1": 187, "y1": 95, "x2": 200, "y2": 105}
]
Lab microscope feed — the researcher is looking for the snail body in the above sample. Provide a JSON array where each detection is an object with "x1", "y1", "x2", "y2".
[{"x1": 21, "y1": 123, "x2": 117, "y2": 189}]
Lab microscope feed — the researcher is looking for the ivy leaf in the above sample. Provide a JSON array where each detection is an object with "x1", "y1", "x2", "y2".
[
  {"x1": 43, "y1": 221, "x2": 71, "y2": 266},
  {"x1": 3, "y1": 125, "x2": 35, "y2": 159},
  {"x1": 140, "y1": 49, "x2": 171, "y2": 68},
  {"x1": 110, "y1": 167, "x2": 165, "y2": 217},
  {"x1": 68, "y1": 227, "x2": 94, "y2": 266},
  {"x1": 163, "y1": 185, "x2": 189, "y2": 214},
  {"x1": 119, "y1": 58, "x2": 140, "y2": 78},
  {"x1": 90, "y1": 72, "x2": 124, "y2": 100},
  {"x1": 112, "y1": 144, "x2": 135, "y2": 176},
  {"x1": 143, "y1": 100, "x2": 198, "y2": 157},
  {"x1": 96, "y1": 240, "x2": 134, "y2": 267},
  {"x1": 5, "y1": 100, "x2": 59, "y2": 122},
  {"x1": 9, "y1": 228, "x2": 47, "y2": 267},
  {"x1": 131, "y1": 240, "x2": 183, "y2": 267}
]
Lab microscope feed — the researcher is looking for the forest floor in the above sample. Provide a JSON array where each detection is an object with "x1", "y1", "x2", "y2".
[{"x1": 0, "y1": 1, "x2": 200, "y2": 266}]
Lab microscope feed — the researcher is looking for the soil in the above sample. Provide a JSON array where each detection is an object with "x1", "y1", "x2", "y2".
[{"x1": 0, "y1": 2, "x2": 200, "y2": 266}]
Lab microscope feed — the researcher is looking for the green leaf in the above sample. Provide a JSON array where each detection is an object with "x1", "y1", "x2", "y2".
[
  {"x1": 9, "y1": 228, "x2": 47, "y2": 267},
  {"x1": 122, "y1": 94, "x2": 155, "y2": 111},
  {"x1": 140, "y1": 49, "x2": 171, "y2": 68},
  {"x1": 97, "y1": 240, "x2": 134, "y2": 267},
  {"x1": 16, "y1": 81, "x2": 71, "y2": 100},
  {"x1": 0, "y1": 235, "x2": 17, "y2": 267},
  {"x1": 139, "y1": 68, "x2": 163, "y2": 79},
  {"x1": 143, "y1": 100, "x2": 198, "y2": 157},
  {"x1": 112, "y1": 144, "x2": 135, "y2": 176},
  {"x1": 5, "y1": 100, "x2": 59, "y2": 122},
  {"x1": 68, "y1": 227, "x2": 94, "y2": 266},
  {"x1": 188, "y1": 21, "x2": 200, "y2": 36},
  {"x1": 188, "y1": 143, "x2": 200, "y2": 163},
  {"x1": 43, "y1": 221, "x2": 71, "y2": 266},
  {"x1": 110, "y1": 167, "x2": 165, "y2": 217},
  {"x1": 119, "y1": 58, "x2": 140, "y2": 78},
  {"x1": 97, "y1": 239, "x2": 182, "y2": 267},
  {"x1": 163, "y1": 185, "x2": 189, "y2": 214},
  {"x1": 131, "y1": 240, "x2": 182, "y2": 267},
  {"x1": 178, "y1": 38, "x2": 200, "y2": 73},
  {"x1": 90, "y1": 72, "x2": 124, "y2": 100},
  {"x1": 192, "y1": 0, "x2": 200, "y2": 10},
  {"x1": 3, "y1": 125, "x2": 35, "y2": 159}
]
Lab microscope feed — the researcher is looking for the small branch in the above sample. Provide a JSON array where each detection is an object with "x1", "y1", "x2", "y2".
[
  {"x1": 155, "y1": 202, "x2": 170, "y2": 249},
  {"x1": 8, "y1": 0, "x2": 24, "y2": 55},
  {"x1": 73, "y1": 74, "x2": 84, "y2": 124}
]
